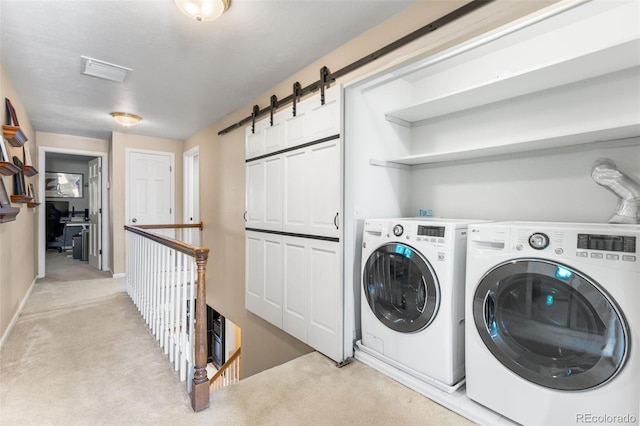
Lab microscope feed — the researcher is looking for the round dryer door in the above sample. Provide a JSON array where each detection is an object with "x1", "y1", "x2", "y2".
[
  {"x1": 363, "y1": 243, "x2": 439, "y2": 333},
  {"x1": 473, "y1": 259, "x2": 628, "y2": 391}
]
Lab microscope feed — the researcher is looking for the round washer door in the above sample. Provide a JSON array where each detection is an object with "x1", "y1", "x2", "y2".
[
  {"x1": 473, "y1": 258, "x2": 628, "y2": 391},
  {"x1": 363, "y1": 243, "x2": 439, "y2": 333}
]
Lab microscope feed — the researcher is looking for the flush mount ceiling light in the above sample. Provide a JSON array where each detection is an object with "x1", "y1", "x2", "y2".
[
  {"x1": 174, "y1": 0, "x2": 230, "y2": 22},
  {"x1": 111, "y1": 112, "x2": 142, "y2": 127},
  {"x1": 81, "y1": 56, "x2": 132, "y2": 83}
]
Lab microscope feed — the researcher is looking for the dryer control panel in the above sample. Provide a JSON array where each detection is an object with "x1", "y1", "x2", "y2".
[
  {"x1": 577, "y1": 233, "x2": 636, "y2": 253},
  {"x1": 469, "y1": 222, "x2": 640, "y2": 272}
]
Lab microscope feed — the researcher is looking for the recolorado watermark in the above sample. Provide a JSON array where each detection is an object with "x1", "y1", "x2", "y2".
[{"x1": 576, "y1": 413, "x2": 637, "y2": 424}]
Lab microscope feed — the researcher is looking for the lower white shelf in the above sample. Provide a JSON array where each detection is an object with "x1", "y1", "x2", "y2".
[{"x1": 380, "y1": 123, "x2": 640, "y2": 167}]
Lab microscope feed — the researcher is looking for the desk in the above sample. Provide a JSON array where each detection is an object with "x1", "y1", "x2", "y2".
[{"x1": 61, "y1": 222, "x2": 89, "y2": 251}]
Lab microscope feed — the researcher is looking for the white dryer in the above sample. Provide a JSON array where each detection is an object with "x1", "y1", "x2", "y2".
[
  {"x1": 360, "y1": 218, "x2": 486, "y2": 392},
  {"x1": 466, "y1": 221, "x2": 640, "y2": 426}
]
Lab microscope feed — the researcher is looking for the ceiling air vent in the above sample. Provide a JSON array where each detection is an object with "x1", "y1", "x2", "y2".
[{"x1": 80, "y1": 56, "x2": 132, "y2": 83}]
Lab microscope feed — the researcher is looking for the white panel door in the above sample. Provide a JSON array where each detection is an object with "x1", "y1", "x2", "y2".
[
  {"x1": 285, "y1": 112, "x2": 306, "y2": 148},
  {"x1": 307, "y1": 139, "x2": 341, "y2": 238},
  {"x1": 282, "y1": 237, "x2": 307, "y2": 342},
  {"x1": 128, "y1": 151, "x2": 173, "y2": 226},
  {"x1": 246, "y1": 231, "x2": 283, "y2": 328},
  {"x1": 307, "y1": 87, "x2": 341, "y2": 141},
  {"x1": 265, "y1": 115, "x2": 284, "y2": 154},
  {"x1": 246, "y1": 121, "x2": 266, "y2": 159},
  {"x1": 245, "y1": 160, "x2": 265, "y2": 228},
  {"x1": 262, "y1": 235, "x2": 283, "y2": 328},
  {"x1": 263, "y1": 156, "x2": 283, "y2": 231},
  {"x1": 245, "y1": 231, "x2": 264, "y2": 315},
  {"x1": 282, "y1": 149, "x2": 308, "y2": 234},
  {"x1": 307, "y1": 239, "x2": 341, "y2": 362},
  {"x1": 88, "y1": 157, "x2": 102, "y2": 269}
]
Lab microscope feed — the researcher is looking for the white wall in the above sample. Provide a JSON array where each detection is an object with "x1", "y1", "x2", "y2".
[{"x1": 409, "y1": 142, "x2": 640, "y2": 223}]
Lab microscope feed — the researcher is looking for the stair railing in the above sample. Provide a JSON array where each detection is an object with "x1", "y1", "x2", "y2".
[
  {"x1": 210, "y1": 346, "x2": 242, "y2": 390},
  {"x1": 125, "y1": 222, "x2": 210, "y2": 412}
]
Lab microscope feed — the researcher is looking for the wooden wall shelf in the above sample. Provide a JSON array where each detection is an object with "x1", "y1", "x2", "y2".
[
  {"x1": 10, "y1": 194, "x2": 32, "y2": 203},
  {"x1": 0, "y1": 161, "x2": 20, "y2": 176},
  {"x1": 23, "y1": 165, "x2": 38, "y2": 176},
  {"x1": 0, "y1": 206, "x2": 20, "y2": 223},
  {"x1": 27, "y1": 201, "x2": 40, "y2": 208},
  {"x1": 2, "y1": 125, "x2": 28, "y2": 147}
]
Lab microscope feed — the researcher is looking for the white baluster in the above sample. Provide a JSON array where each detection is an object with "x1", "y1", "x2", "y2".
[
  {"x1": 152, "y1": 241, "x2": 159, "y2": 338},
  {"x1": 158, "y1": 244, "x2": 165, "y2": 349}
]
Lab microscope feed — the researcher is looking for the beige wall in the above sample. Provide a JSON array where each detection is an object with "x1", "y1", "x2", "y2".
[
  {"x1": 0, "y1": 65, "x2": 37, "y2": 343},
  {"x1": 110, "y1": 132, "x2": 185, "y2": 275},
  {"x1": 37, "y1": 132, "x2": 108, "y2": 153},
  {"x1": 185, "y1": 0, "x2": 556, "y2": 378}
]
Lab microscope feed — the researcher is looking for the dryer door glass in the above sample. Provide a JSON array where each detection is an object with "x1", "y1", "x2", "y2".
[
  {"x1": 473, "y1": 259, "x2": 628, "y2": 391},
  {"x1": 363, "y1": 243, "x2": 439, "y2": 333}
]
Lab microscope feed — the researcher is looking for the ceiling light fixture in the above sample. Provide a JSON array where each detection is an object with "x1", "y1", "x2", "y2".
[
  {"x1": 111, "y1": 112, "x2": 142, "y2": 127},
  {"x1": 81, "y1": 56, "x2": 132, "y2": 83},
  {"x1": 174, "y1": 0, "x2": 230, "y2": 22}
]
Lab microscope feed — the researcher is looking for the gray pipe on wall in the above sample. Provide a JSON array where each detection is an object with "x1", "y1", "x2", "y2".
[{"x1": 591, "y1": 158, "x2": 640, "y2": 224}]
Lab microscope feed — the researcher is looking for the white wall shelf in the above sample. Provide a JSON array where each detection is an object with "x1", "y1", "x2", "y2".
[
  {"x1": 384, "y1": 39, "x2": 639, "y2": 125},
  {"x1": 380, "y1": 123, "x2": 640, "y2": 167}
]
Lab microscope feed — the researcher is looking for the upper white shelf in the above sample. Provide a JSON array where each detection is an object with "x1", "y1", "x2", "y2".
[
  {"x1": 384, "y1": 39, "x2": 640, "y2": 125},
  {"x1": 385, "y1": 123, "x2": 640, "y2": 166}
]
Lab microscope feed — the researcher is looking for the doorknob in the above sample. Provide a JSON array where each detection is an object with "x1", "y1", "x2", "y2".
[{"x1": 132, "y1": 218, "x2": 137, "y2": 223}]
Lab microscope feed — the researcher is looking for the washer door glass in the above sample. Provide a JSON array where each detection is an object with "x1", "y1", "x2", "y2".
[
  {"x1": 363, "y1": 243, "x2": 439, "y2": 333},
  {"x1": 473, "y1": 259, "x2": 628, "y2": 391}
]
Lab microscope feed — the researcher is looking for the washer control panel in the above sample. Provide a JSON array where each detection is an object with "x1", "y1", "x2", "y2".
[{"x1": 363, "y1": 220, "x2": 459, "y2": 249}]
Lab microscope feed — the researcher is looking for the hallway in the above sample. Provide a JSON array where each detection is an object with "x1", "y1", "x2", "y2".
[
  {"x1": 42, "y1": 249, "x2": 111, "y2": 283},
  {"x1": 0, "y1": 253, "x2": 473, "y2": 425}
]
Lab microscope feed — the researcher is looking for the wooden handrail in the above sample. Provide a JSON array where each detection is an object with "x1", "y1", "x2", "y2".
[
  {"x1": 124, "y1": 222, "x2": 210, "y2": 412},
  {"x1": 124, "y1": 223, "x2": 207, "y2": 258},
  {"x1": 210, "y1": 346, "x2": 242, "y2": 385},
  {"x1": 133, "y1": 222, "x2": 203, "y2": 230}
]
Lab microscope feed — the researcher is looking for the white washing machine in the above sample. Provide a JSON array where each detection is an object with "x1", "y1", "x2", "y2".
[
  {"x1": 466, "y1": 221, "x2": 640, "y2": 426},
  {"x1": 359, "y1": 218, "x2": 487, "y2": 392}
]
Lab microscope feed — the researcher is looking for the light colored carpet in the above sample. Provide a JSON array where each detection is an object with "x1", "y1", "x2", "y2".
[
  {"x1": 42, "y1": 250, "x2": 112, "y2": 282},
  {"x1": 0, "y1": 279, "x2": 474, "y2": 426}
]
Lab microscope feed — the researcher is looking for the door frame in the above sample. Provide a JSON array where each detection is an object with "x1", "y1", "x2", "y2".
[
  {"x1": 37, "y1": 147, "x2": 110, "y2": 277},
  {"x1": 183, "y1": 145, "x2": 199, "y2": 244},
  {"x1": 125, "y1": 148, "x2": 175, "y2": 226}
]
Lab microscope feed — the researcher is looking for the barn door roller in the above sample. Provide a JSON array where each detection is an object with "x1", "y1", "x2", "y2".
[
  {"x1": 292, "y1": 82, "x2": 302, "y2": 117},
  {"x1": 269, "y1": 95, "x2": 278, "y2": 126}
]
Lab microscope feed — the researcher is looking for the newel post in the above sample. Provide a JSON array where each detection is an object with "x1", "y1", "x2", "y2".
[{"x1": 191, "y1": 247, "x2": 210, "y2": 412}]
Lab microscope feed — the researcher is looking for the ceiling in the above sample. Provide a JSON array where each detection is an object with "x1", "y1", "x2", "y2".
[{"x1": 1, "y1": 0, "x2": 415, "y2": 142}]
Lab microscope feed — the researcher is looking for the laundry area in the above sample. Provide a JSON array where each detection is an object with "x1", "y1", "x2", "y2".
[
  {"x1": 240, "y1": 0, "x2": 639, "y2": 424},
  {"x1": 340, "y1": 1, "x2": 640, "y2": 425},
  {"x1": 241, "y1": 1, "x2": 639, "y2": 425}
]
